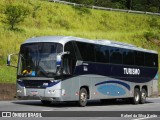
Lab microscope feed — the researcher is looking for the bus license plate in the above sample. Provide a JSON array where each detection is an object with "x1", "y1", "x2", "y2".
[{"x1": 30, "y1": 91, "x2": 38, "y2": 95}]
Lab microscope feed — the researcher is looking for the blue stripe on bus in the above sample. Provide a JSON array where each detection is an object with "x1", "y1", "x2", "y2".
[
  {"x1": 97, "y1": 85, "x2": 126, "y2": 96},
  {"x1": 95, "y1": 80, "x2": 130, "y2": 90}
]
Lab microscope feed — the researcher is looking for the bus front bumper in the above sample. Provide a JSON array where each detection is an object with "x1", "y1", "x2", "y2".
[{"x1": 16, "y1": 88, "x2": 64, "y2": 101}]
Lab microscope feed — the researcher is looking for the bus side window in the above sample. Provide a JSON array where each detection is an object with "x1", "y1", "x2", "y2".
[
  {"x1": 76, "y1": 42, "x2": 95, "y2": 62},
  {"x1": 123, "y1": 50, "x2": 134, "y2": 65},
  {"x1": 64, "y1": 41, "x2": 77, "y2": 75},
  {"x1": 110, "y1": 47, "x2": 122, "y2": 64},
  {"x1": 135, "y1": 51, "x2": 144, "y2": 66},
  {"x1": 153, "y1": 54, "x2": 158, "y2": 67},
  {"x1": 145, "y1": 53, "x2": 158, "y2": 67},
  {"x1": 72, "y1": 41, "x2": 82, "y2": 61},
  {"x1": 95, "y1": 45, "x2": 109, "y2": 63},
  {"x1": 63, "y1": 55, "x2": 71, "y2": 75}
]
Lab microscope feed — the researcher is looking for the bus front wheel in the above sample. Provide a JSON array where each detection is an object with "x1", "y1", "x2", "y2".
[{"x1": 78, "y1": 88, "x2": 88, "y2": 107}]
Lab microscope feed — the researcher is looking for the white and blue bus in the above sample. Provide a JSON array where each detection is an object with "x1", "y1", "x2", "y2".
[{"x1": 7, "y1": 36, "x2": 158, "y2": 107}]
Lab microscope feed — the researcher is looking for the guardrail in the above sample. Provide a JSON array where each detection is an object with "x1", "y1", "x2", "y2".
[{"x1": 49, "y1": 0, "x2": 160, "y2": 16}]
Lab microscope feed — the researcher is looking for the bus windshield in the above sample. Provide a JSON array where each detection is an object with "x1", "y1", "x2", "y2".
[{"x1": 18, "y1": 42, "x2": 63, "y2": 78}]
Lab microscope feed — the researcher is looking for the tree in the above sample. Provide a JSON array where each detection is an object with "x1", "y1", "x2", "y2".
[
  {"x1": 94, "y1": 0, "x2": 114, "y2": 8},
  {"x1": 81, "y1": 0, "x2": 95, "y2": 6},
  {"x1": 2, "y1": 4, "x2": 29, "y2": 30},
  {"x1": 111, "y1": 0, "x2": 128, "y2": 9}
]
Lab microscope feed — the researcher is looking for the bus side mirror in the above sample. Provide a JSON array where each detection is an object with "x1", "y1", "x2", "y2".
[
  {"x1": 7, "y1": 54, "x2": 11, "y2": 66},
  {"x1": 7, "y1": 53, "x2": 18, "y2": 68},
  {"x1": 56, "y1": 52, "x2": 70, "y2": 76}
]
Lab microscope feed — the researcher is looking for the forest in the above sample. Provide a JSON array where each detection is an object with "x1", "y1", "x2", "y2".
[{"x1": 65, "y1": 0, "x2": 160, "y2": 12}]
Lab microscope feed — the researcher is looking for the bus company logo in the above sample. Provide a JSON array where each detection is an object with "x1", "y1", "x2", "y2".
[
  {"x1": 2, "y1": 112, "x2": 11, "y2": 117},
  {"x1": 1, "y1": 112, "x2": 42, "y2": 118},
  {"x1": 123, "y1": 68, "x2": 140, "y2": 75}
]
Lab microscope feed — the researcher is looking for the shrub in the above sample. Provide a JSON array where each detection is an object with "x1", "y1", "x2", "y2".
[
  {"x1": 73, "y1": 6, "x2": 91, "y2": 15},
  {"x1": 2, "y1": 4, "x2": 29, "y2": 30},
  {"x1": 56, "y1": 19, "x2": 70, "y2": 29},
  {"x1": 144, "y1": 31, "x2": 160, "y2": 41},
  {"x1": 149, "y1": 17, "x2": 160, "y2": 29}
]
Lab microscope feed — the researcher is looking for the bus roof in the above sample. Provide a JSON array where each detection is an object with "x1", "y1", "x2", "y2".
[{"x1": 23, "y1": 36, "x2": 158, "y2": 54}]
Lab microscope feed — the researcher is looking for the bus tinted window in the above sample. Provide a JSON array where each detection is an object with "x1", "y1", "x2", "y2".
[
  {"x1": 153, "y1": 54, "x2": 158, "y2": 67},
  {"x1": 95, "y1": 45, "x2": 109, "y2": 63},
  {"x1": 123, "y1": 50, "x2": 134, "y2": 65},
  {"x1": 64, "y1": 42, "x2": 76, "y2": 58},
  {"x1": 145, "y1": 53, "x2": 158, "y2": 67},
  {"x1": 145, "y1": 53, "x2": 153, "y2": 67},
  {"x1": 110, "y1": 47, "x2": 122, "y2": 64},
  {"x1": 135, "y1": 51, "x2": 144, "y2": 66},
  {"x1": 72, "y1": 41, "x2": 82, "y2": 60},
  {"x1": 76, "y1": 42, "x2": 95, "y2": 62}
]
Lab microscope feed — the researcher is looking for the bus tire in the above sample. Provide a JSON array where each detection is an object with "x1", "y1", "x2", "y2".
[
  {"x1": 78, "y1": 88, "x2": 88, "y2": 107},
  {"x1": 140, "y1": 89, "x2": 147, "y2": 104},
  {"x1": 132, "y1": 88, "x2": 140, "y2": 104},
  {"x1": 41, "y1": 100, "x2": 52, "y2": 105}
]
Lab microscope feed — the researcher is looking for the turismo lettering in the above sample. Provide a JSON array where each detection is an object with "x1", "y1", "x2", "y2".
[{"x1": 123, "y1": 68, "x2": 140, "y2": 75}]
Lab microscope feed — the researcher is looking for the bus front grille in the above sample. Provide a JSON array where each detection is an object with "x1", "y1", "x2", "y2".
[{"x1": 23, "y1": 80, "x2": 51, "y2": 89}]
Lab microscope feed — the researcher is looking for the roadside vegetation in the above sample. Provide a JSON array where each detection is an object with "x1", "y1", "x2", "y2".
[
  {"x1": 0, "y1": 0, "x2": 160, "y2": 90},
  {"x1": 65, "y1": 0, "x2": 160, "y2": 13}
]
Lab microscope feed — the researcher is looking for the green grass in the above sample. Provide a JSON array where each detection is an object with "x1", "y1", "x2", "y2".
[
  {"x1": 0, "y1": 66, "x2": 16, "y2": 83},
  {"x1": 0, "y1": 0, "x2": 160, "y2": 91}
]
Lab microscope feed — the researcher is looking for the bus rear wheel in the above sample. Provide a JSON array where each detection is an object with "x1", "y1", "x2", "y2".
[
  {"x1": 140, "y1": 89, "x2": 147, "y2": 104},
  {"x1": 132, "y1": 88, "x2": 140, "y2": 104},
  {"x1": 78, "y1": 88, "x2": 88, "y2": 107}
]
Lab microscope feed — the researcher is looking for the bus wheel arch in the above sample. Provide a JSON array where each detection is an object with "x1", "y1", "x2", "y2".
[
  {"x1": 80, "y1": 86, "x2": 90, "y2": 99},
  {"x1": 141, "y1": 85, "x2": 148, "y2": 97}
]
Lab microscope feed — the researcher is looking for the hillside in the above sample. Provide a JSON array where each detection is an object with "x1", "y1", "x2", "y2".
[{"x1": 0, "y1": 0, "x2": 160, "y2": 90}]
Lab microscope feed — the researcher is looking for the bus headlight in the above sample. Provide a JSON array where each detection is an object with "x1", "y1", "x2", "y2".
[
  {"x1": 52, "y1": 90, "x2": 55, "y2": 94},
  {"x1": 48, "y1": 90, "x2": 51, "y2": 94},
  {"x1": 17, "y1": 89, "x2": 22, "y2": 93},
  {"x1": 48, "y1": 90, "x2": 55, "y2": 94},
  {"x1": 61, "y1": 89, "x2": 66, "y2": 96}
]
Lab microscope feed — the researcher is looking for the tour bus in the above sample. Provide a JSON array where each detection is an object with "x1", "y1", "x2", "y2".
[{"x1": 7, "y1": 36, "x2": 158, "y2": 107}]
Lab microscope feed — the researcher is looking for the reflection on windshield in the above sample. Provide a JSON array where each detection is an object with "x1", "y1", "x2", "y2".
[{"x1": 18, "y1": 42, "x2": 63, "y2": 77}]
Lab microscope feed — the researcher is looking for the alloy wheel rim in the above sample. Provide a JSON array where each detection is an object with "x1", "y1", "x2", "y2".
[
  {"x1": 81, "y1": 92, "x2": 87, "y2": 103},
  {"x1": 141, "y1": 92, "x2": 146, "y2": 100},
  {"x1": 135, "y1": 92, "x2": 139, "y2": 101}
]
